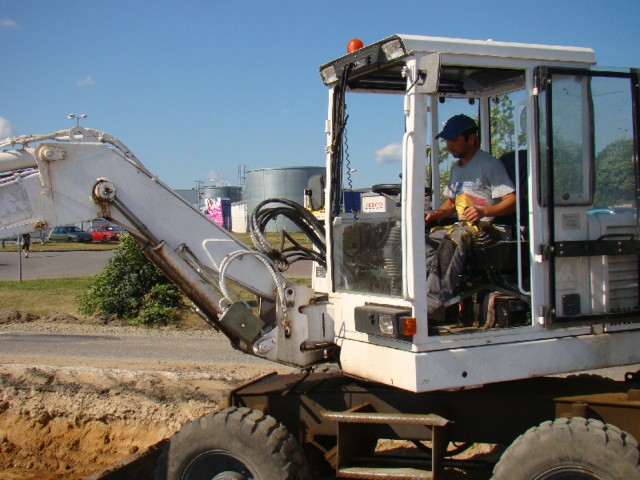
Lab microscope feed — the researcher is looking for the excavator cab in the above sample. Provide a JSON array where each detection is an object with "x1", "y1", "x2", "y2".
[{"x1": 319, "y1": 35, "x2": 640, "y2": 392}]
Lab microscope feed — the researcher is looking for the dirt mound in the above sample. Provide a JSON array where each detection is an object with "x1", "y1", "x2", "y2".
[
  {"x1": 0, "y1": 309, "x2": 95, "y2": 327},
  {"x1": 0, "y1": 308, "x2": 38, "y2": 325},
  {"x1": 40, "y1": 313, "x2": 83, "y2": 324},
  {"x1": 0, "y1": 364, "x2": 250, "y2": 479}
]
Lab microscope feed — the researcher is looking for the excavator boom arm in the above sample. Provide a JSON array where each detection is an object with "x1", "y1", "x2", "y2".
[{"x1": 0, "y1": 128, "x2": 330, "y2": 366}]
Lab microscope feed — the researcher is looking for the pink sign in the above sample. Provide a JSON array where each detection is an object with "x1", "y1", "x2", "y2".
[{"x1": 204, "y1": 198, "x2": 224, "y2": 226}]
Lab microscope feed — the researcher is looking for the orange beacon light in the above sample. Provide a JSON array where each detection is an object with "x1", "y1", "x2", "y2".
[{"x1": 347, "y1": 38, "x2": 364, "y2": 53}]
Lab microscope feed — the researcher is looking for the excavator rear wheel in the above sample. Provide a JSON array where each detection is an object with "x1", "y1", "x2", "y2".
[
  {"x1": 155, "y1": 406, "x2": 311, "y2": 480},
  {"x1": 492, "y1": 417, "x2": 640, "y2": 479}
]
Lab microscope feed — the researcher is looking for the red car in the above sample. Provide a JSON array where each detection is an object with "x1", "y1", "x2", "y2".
[{"x1": 86, "y1": 225, "x2": 121, "y2": 242}]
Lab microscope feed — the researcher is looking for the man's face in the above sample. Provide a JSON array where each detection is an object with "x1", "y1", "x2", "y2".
[{"x1": 445, "y1": 133, "x2": 476, "y2": 159}]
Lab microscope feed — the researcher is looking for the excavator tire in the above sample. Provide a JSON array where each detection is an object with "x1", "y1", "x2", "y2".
[
  {"x1": 492, "y1": 417, "x2": 640, "y2": 479},
  {"x1": 155, "y1": 406, "x2": 312, "y2": 480}
]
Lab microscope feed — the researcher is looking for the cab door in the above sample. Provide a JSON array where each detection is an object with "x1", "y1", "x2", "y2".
[{"x1": 537, "y1": 67, "x2": 640, "y2": 323}]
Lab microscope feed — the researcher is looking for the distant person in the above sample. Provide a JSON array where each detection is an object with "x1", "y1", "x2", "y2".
[{"x1": 22, "y1": 233, "x2": 31, "y2": 258}]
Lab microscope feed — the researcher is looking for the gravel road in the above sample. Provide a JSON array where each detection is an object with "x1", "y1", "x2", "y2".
[{"x1": 0, "y1": 321, "x2": 290, "y2": 371}]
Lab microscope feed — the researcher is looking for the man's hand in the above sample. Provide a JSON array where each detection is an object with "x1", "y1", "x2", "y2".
[
  {"x1": 462, "y1": 205, "x2": 483, "y2": 223},
  {"x1": 425, "y1": 211, "x2": 439, "y2": 223},
  {"x1": 461, "y1": 192, "x2": 516, "y2": 222},
  {"x1": 426, "y1": 198, "x2": 455, "y2": 224}
]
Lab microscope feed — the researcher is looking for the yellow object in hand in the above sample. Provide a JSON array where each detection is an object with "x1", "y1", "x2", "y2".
[{"x1": 455, "y1": 193, "x2": 475, "y2": 221}]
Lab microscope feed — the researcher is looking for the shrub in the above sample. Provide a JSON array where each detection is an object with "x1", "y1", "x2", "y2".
[
  {"x1": 136, "y1": 284, "x2": 182, "y2": 325},
  {"x1": 78, "y1": 233, "x2": 183, "y2": 325}
]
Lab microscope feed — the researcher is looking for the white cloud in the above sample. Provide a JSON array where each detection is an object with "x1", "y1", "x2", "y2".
[
  {"x1": 0, "y1": 19, "x2": 21, "y2": 29},
  {"x1": 76, "y1": 75, "x2": 95, "y2": 87},
  {"x1": 375, "y1": 143, "x2": 402, "y2": 164},
  {"x1": 0, "y1": 117, "x2": 15, "y2": 139}
]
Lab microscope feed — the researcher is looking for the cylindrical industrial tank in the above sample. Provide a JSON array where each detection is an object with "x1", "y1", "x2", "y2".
[
  {"x1": 202, "y1": 185, "x2": 243, "y2": 203},
  {"x1": 245, "y1": 166, "x2": 324, "y2": 232}
]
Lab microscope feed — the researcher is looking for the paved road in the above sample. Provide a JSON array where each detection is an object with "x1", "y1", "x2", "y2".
[
  {"x1": 0, "y1": 250, "x2": 114, "y2": 281},
  {"x1": 0, "y1": 250, "x2": 311, "y2": 281}
]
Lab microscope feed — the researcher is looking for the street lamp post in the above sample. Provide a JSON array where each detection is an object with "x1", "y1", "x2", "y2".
[{"x1": 67, "y1": 113, "x2": 88, "y2": 126}]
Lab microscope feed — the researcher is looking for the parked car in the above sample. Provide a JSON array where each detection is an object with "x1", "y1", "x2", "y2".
[
  {"x1": 47, "y1": 226, "x2": 93, "y2": 243},
  {"x1": 86, "y1": 225, "x2": 121, "y2": 242}
]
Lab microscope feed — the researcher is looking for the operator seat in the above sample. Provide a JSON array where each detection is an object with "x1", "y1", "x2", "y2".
[{"x1": 493, "y1": 149, "x2": 528, "y2": 231}]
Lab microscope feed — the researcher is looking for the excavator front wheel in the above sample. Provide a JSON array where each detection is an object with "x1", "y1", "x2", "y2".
[{"x1": 155, "y1": 406, "x2": 311, "y2": 480}]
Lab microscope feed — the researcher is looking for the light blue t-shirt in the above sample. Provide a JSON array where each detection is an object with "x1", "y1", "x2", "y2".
[{"x1": 443, "y1": 150, "x2": 515, "y2": 221}]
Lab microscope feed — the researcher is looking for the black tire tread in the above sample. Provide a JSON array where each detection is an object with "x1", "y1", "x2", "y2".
[
  {"x1": 156, "y1": 406, "x2": 311, "y2": 480},
  {"x1": 492, "y1": 417, "x2": 640, "y2": 479}
]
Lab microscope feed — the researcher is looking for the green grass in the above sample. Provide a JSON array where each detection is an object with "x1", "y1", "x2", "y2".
[
  {"x1": 0, "y1": 276, "x2": 209, "y2": 326},
  {"x1": 233, "y1": 231, "x2": 313, "y2": 249},
  {"x1": 0, "y1": 277, "x2": 94, "y2": 317}
]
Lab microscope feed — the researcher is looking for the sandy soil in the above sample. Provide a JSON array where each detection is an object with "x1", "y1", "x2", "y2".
[{"x1": 0, "y1": 309, "x2": 285, "y2": 480}]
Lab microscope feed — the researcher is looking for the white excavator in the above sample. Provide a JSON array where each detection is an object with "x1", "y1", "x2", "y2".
[{"x1": 2, "y1": 34, "x2": 640, "y2": 480}]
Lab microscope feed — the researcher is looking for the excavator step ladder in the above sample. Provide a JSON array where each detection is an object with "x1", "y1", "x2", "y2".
[{"x1": 321, "y1": 405, "x2": 449, "y2": 480}]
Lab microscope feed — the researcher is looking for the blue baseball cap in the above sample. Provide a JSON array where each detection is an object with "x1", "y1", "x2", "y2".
[{"x1": 436, "y1": 114, "x2": 477, "y2": 140}]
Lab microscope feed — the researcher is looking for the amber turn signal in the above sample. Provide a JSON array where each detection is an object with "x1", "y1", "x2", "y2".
[{"x1": 401, "y1": 317, "x2": 417, "y2": 336}]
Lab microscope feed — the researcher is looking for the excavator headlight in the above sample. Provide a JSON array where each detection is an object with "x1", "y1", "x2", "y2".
[
  {"x1": 320, "y1": 65, "x2": 338, "y2": 84},
  {"x1": 382, "y1": 39, "x2": 406, "y2": 61},
  {"x1": 378, "y1": 314, "x2": 395, "y2": 335},
  {"x1": 355, "y1": 305, "x2": 413, "y2": 340}
]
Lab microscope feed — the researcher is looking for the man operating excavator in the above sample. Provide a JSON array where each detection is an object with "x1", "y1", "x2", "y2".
[{"x1": 425, "y1": 114, "x2": 516, "y2": 320}]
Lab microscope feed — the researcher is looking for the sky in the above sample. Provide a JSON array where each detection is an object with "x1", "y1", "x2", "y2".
[{"x1": 1, "y1": 0, "x2": 639, "y2": 190}]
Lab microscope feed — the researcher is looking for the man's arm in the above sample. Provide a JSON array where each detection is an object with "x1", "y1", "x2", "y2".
[
  {"x1": 426, "y1": 197, "x2": 456, "y2": 223},
  {"x1": 463, "y1": 192, "x2": 516, "y2": 223}
]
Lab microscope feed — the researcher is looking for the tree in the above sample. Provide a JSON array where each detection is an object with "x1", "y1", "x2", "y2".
[
  {"x1": 426, "y1": 141, "x2": 452, "y2": 204},
  {"x1": 594, "y1": 138, "x2": 635, "y2": 208},
  {"x1": 490, "y1": 94, "x2": 526, "y2": 159},
  {"x1": 78, "y1": 233, "x2": 183, "y2": 325},
  {"x1": 540, "y1": 139, "x2": 584, "y2": 204}
]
